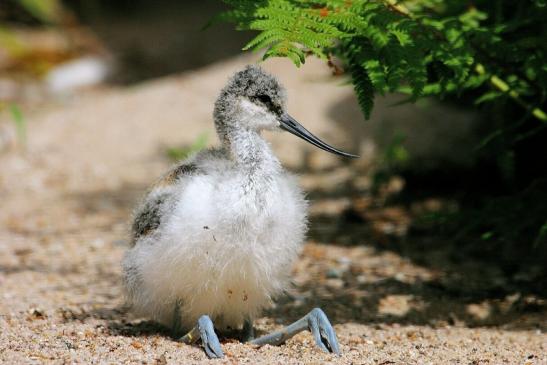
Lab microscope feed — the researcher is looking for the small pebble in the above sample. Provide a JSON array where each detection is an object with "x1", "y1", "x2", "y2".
[
  {"x1": 325, "y1": 278, "x2": 345, "y2": 289},
  {"x1": 326, "y1": 268, "x2": 343, "y2": 279}
]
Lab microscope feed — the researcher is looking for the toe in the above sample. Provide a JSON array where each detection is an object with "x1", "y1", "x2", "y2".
[
  {"x1": 197, "y1": 315, "x2": 225, "y2": 359},
  {"x1": 308, "y1": 310, "x2": 330, "y2": 353},
  {"x1": 319, "y1": 318, "x2": 340, "y2": 355},
  {"x1": 309, "y1": 308, "x2": 341, "y2": 355}
]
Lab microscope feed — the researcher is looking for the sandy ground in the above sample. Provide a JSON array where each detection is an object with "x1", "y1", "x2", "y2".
[{"x1": 1, "y1": 56, "x2": 545, "y2": 364}]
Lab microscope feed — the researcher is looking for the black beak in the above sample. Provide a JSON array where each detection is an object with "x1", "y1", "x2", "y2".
[{"x1": 279, "y1": 113, "x2": 359, "y2": 158}]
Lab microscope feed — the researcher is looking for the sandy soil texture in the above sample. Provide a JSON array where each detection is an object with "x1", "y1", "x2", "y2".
[{"x1": 1, "y1": 56, "x2": 545, "y2": 364}]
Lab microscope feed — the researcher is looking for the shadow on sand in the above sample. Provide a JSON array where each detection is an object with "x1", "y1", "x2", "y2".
[{"x1": 56, "y1": 158, "x2": 547, "y2": 337}]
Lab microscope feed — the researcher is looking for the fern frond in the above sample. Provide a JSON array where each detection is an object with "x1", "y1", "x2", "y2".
[
  {"x1": 220, "y1": 0, "x2": 547, "y2": 122},
  {"x1": 351, "y1": 64, "x2": 374, "y2": 119}
]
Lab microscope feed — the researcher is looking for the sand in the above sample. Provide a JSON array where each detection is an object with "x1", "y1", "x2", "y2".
[{"x1": 1, "y1": 56, "x2": 545, "y2": 364}]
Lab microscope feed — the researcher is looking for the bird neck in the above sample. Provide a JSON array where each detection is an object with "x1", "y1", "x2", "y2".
[{"x1": 223, "y1": 127, "x2": 281, "y2": 176}]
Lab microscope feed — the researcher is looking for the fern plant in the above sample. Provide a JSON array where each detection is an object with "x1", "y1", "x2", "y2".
[
  {"x1": 219, "y1": 0, "x2": 547, "y2": 122},
  {"x1": 220, "y1": 1, "x2": 547, "y2": 252}
]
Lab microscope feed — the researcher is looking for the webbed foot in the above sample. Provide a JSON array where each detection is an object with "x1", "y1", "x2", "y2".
[{"x1": 250, "y1": 307, "x2": 340, "y2": 355}]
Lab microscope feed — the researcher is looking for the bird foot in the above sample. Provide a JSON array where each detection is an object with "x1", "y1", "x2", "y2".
[
  {"x1": 307, "y1": 308, "x2": 340, "y2": 354},
  {"x1": 179, "y1": 315, "x2": 224, "y2": 359},
  {"x1": 250, "y1": 307, "x2": 340, "y2": 355}
]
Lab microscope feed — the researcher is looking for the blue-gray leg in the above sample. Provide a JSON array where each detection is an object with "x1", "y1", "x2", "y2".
[
  {"x1": 172, "y1": 301, "x2": 223, "y2": 358},
  {"x1": 250, "y1": 308, "x2": 340, "y2": 355},
  {"x1": 178, "y1": 315, "x2": 224, "y2": 359}
]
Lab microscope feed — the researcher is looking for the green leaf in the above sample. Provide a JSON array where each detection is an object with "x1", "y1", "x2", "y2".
[
  {"x1": 16, "y1": 0, "x2": 62, "y2": 23},
  {"x1": 474, "y1": 91, "x2": 502, "y2": 105},
  {"x1": 166, "y1": 133, "x2": 208, "y2": 161},
  {"x1": 9, "y1": 104, "x2": 26, "y2": 147}
]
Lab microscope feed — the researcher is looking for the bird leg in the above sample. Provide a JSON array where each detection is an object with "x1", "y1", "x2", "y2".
[
  {"x1": 172, "y1": 302, "x2": 224, "y2": 359},
  {"x1": 250, "y1": 308, "x2": 340, "y2": 355},
  {"x1": 171, "y1": 300, "x2": 183, "y2": 338},
  {"x1": 242, "y1": 318, "x2": 255, "y2": 342},
  {"x1": 178, "y1": 315, "x2": 225, "y2": 358}
]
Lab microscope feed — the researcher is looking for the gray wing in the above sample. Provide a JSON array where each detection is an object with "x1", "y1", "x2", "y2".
[{"x1": 130, "y1": 161, "x2": 199, "y2": 245}]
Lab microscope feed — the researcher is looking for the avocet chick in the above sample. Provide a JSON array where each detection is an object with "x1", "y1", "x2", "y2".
[{"x1": 122, "y1": 65, "x2": 357, "y2": 358}]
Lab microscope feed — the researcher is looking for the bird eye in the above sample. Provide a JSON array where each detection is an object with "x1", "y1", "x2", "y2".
[{"x1": 257, "y1": 94, "x2": 272, "y2": 104}]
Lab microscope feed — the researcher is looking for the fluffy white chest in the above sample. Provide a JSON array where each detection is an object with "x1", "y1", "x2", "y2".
[{"x1": 124, "y1": 169, "x2": 307, "y2": 329}]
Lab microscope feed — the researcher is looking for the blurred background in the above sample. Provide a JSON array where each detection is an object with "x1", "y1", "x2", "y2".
[{"x1": 0, "y1": 1, "x2": 545, "y2": 363}]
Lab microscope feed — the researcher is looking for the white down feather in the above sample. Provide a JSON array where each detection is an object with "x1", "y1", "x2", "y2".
[{"x1": 123, "y1": 148, "x2": 307, "y2": 330}]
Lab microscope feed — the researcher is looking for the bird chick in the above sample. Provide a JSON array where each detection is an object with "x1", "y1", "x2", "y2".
[{"x1": 122, "y1": 65, "x2": 357, "y2": 358}]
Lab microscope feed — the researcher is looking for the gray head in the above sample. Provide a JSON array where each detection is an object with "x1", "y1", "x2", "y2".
[
  {"x1": 214, "y1": 65, "x2": 286, "y2": 135},
  {"x1": 214, "y1": 65, "x2": 358, "y2": 158}
]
